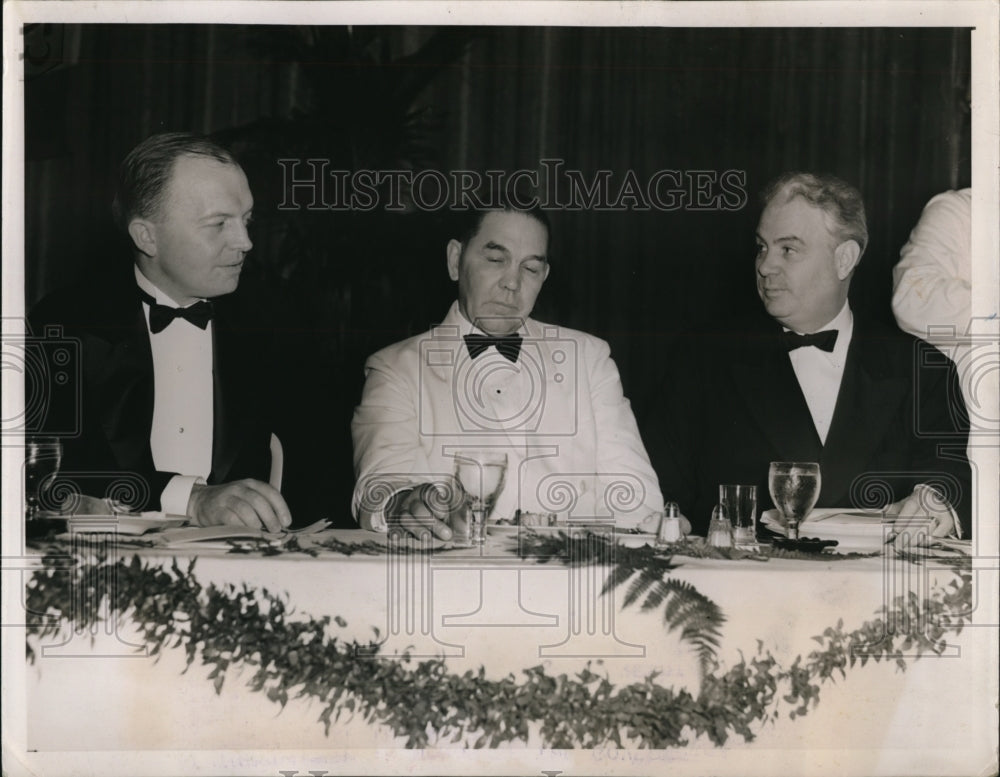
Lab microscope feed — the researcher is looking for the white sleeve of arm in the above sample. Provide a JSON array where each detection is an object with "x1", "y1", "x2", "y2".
[
  {"x1": 891, "y1": 190, "x2": 972, "y2": 343},
  {"x1": 160, "y1": 475, "x2": 206, "y2": 518},
  {"x1": 587, "y1": 336, "x2": 665, "y2": 530},
  {"x1": 351, "y1": 352, "x2": 433, "y2": 532}
]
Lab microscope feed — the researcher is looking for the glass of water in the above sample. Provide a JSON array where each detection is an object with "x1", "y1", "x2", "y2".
[
  {"x1": 25, "y1": 436, "x2": 63, "y2": 520},
  {"x1": 719, "y1": 484, "x2": 757, "y2": 547},
  {"x1": 768, "y1": 462, "x2": 821, "y2": 541},
  {"x1": 452, "y1": 450, "x2": 508, "y2": 545}
]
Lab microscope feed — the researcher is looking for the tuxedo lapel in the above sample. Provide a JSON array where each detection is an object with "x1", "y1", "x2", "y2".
[
  {"x1": 728, "y1": 326, "x2": 823, "y2": 462},
  {"x1": 820, "y1": 325, "x2": 907, "y2": 504},
  {"x1": 95, "y1": 297, "x2": 157, "y2": 474},
  {"x1": 208, "y1": 298, "x2": 254, "y2": 484}
]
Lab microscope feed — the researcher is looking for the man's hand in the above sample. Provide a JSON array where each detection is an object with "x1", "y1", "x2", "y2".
[
  {"x1": 389, "y1": 482, "x2": 462, "y2": 541},
  {"x1": 187, "y1": 480, "x2": 292, "y2": 533},
  {"x1": 884, "y1": 485, "x2": 957, "y2": 541}
]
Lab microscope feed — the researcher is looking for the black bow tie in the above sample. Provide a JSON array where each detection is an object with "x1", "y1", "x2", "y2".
[
  {"x1": 138, "y1": 288, "x2": 213, "y2": 334},
  {"x1": 781, "y1": 329, "x2": 838, "y2": 353},
  {"x1": 464, "y1": 332, "x2": 523, "y2": 363}
]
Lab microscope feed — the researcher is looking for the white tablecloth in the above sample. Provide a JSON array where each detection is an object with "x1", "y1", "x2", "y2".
[{"x1": 12, "y1": 528, "x2": 999, "y2": 776}]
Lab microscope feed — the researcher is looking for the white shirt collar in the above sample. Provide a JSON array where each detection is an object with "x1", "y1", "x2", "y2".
[{"x1": 134, "y1": 265, "x2": 206, "y2": 308}]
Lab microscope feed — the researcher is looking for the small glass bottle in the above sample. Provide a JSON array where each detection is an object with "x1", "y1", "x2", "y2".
[
  {"x1": 707, "y1": 504, "x2": 733, "y2": 548},
  {"x1": 656, "y1": 502, "x2": 684, "y2": 544}
]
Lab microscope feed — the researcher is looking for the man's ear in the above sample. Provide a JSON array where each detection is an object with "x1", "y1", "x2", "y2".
[
  {"x1": 446, "y1": 239, "x2": 463, "y2": 281},
  {"x1": 128, "y1": 219, "x2": 157, "y2": 259},
  {"x1": 834, "y1": 240, "x2": 861, "y2": 280}
]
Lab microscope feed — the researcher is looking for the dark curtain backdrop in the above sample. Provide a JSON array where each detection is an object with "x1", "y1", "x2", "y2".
[
  {"x1": 24, "y1": 24, "x2": 970, "y2": 440},
  {"x1": 425, "y1": 27, "x2": 970, "y2": 391}
]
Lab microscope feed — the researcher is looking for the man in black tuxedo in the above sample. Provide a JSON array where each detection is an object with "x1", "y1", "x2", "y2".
[
  {"x1": 30, "y1": 132, "x2": 326, "y2": 530},
  {"x1": 648, "y1": 172, "x2": 972, "y2": 537}
]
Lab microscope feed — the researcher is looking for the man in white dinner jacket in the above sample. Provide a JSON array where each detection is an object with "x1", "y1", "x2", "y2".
[{"x1": 351, "y1": 203, "x2": 670, "y2": 538}]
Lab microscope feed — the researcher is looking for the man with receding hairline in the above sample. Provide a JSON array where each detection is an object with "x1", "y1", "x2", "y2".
[
  {"x1": 647, "y1": 172, "x2": 972, "y2": 538},
  {"x1": 30, "y1": 132, "x2": 326, "y2": 530}
]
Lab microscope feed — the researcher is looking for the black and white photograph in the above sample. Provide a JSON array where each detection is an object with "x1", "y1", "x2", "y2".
[{"x1": 2, "y1": 2, "x2": 998, "y2": 776}]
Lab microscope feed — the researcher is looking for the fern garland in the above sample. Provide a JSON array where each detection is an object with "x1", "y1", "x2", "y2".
[{"x1": 24, "y1": 544, "x2": 971, "y2": 749}]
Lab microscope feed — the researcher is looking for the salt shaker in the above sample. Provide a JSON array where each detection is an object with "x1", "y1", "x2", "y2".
[
  {"x1": 707, "y1": 503, "x2": 733, "y2": 548},
  {"x1": 656, "y1": 502, "x2": 684, "y2": 544}
]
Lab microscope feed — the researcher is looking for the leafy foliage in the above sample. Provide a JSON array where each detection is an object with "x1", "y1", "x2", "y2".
[
  {"x1": 516, "y1": 531, "x2": 879, "y2": 563},
  {"x1": 599, "y1": 544, "x2": 725, "y2": 677},
  {"x1": 221, "y1": 533, "x2": 390, "y2": 557},
  {"x1": 24, "y1": 545, "x2": 970, "y2": 749}
]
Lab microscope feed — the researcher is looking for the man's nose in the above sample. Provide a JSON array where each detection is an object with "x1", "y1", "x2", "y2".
[
  {"x1": 756, "y1": 250, "x2": 777, "y2": 276},
  {"x1": 500, "y1": 267, "x2": 520, "y2": 292},
  {"x1": 232, "y1": 222, "x2": 253, "y2": 252}
]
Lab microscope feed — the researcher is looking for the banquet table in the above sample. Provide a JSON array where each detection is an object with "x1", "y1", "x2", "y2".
[{"x1": 10, "y1": 521, "x2": 999, "y2": 777}]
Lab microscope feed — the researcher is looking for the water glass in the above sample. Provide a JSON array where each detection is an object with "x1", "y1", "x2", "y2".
[
  {"x1": 768, "y1": 462, "x2": 821, "y2": 541},
  {"x1": 719, "y1": 484, "x2": 757, "y2": 547},
  {"x1": 453, "y1": 451, "x2": 508, "y2": 546},
  {"x1": 25, "y1": 436, "x2": 63, "y2": 520}
]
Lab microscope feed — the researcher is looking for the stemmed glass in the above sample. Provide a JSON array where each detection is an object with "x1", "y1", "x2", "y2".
[
  {"x1": 452, "y1": 451, "x2": 507, "y2": 546},
  {"x1": 768, "y1": 462, "x2": 821, "y2": 541},
  {"x1": 25, "y1": 436, "x2": 63, "y2": 520}
]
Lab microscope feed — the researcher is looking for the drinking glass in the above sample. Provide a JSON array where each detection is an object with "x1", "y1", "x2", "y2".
[
  {"x1": 25, "y1": 437, "x2": 63, "y2": 520},
  {"x1": 719, "y1": 484, "x2": 757, "y2": 546},
  {"x1": 452, "y1": 451, "x2": 508, "y2": 545},
  {"x1": 767, "y1": 462, "x2": 821, "y2": 541}
]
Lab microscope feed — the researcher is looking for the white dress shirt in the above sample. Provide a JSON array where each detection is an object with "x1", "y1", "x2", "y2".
[
  {"x1": 449, "y1": 312, "x2": 539, "y2": 523},
  {"x1": 786, "y1": 301, "x2": 853, "y2": 445},
  {"x1": 135, "y1": 266, "x2": 213, "y2": 514}
]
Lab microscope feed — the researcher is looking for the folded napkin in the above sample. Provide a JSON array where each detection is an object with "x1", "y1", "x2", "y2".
[
  {"x1": 762, "y1": 508, "x2": 885, "y2": 549},
  {"x1": 761, "y1": 508, "x2": 938, "y2": 551},
  {"x1": 761, "y1": 508, "x2": 889, "y2": 535}
]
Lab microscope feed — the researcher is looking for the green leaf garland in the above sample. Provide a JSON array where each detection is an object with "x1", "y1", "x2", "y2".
[{"x1": 24, "y1": 543, "x2": 971, "y2": 749}]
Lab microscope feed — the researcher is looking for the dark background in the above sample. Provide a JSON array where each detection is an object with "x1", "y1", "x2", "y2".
[{"x1": 23, "y1": 24, "x2": 971, "y2": 516}]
